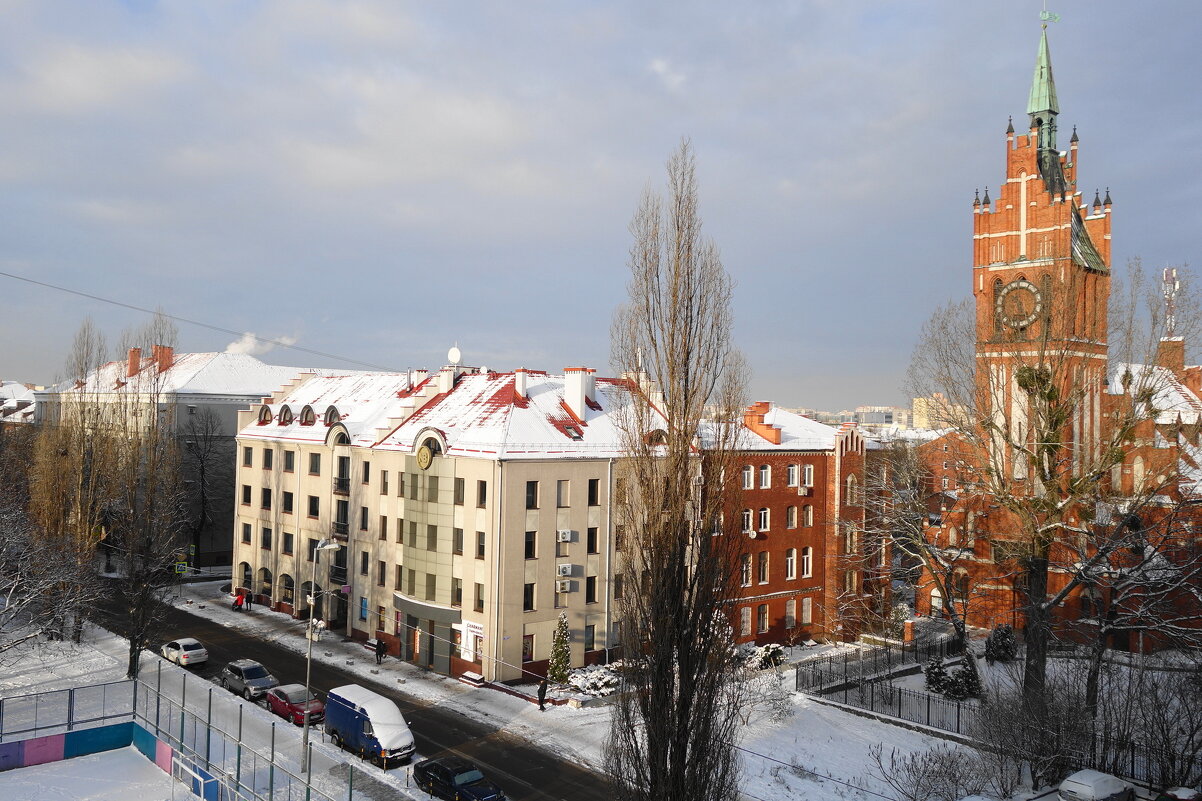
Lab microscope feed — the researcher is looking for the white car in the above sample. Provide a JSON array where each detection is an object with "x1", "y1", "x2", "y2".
[
  {"x1": 1058, "y1": 769, "x2": 1135, "y2": 801},
  {"x1": 160, "y1": 637, "x2": 209, "y2": 667}
]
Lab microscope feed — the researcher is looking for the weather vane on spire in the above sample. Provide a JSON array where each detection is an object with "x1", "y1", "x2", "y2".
[{"x1": 1041, "y1": 3, "x2": 1061, "y2": 26}]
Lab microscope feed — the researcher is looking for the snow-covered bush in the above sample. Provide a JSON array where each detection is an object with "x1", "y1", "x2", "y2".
[
  {"x1": 886, "y1": 603, "x2": 912, "y2": 639},
  {"x1": 942, "y1": 658, "x2": 982, "y2": 701},
  {"x1": 736, "y1": 642, "x2": 786, "y2": 670},
  {"x1": 923, "y1": 657, "x2": 949, "y2": 694},
  {"x1": 566, "y1": 661, "x2": 623, "y2": 696},
  {"x1": 984, "y1": 623, "x2": 1017, "y2": 664}
]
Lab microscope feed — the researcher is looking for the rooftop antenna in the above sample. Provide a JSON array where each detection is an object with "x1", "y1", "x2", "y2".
[
  {"x1": 448, "y1": 343, "x2": 462, "y2": 366},
  {"x1": 1163, "y1": 268, "x2": 1180, "y2": 337}
]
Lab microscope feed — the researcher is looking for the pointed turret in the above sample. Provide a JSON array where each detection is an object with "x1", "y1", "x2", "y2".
[{"x1": 1027, "y1": 28, "x2": 1060, "y2": 151}]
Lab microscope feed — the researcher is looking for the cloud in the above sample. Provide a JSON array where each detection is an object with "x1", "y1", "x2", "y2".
[
  {"x1": 11, "y1": 44, "x2": 189, "y2": 115},
  {"x1": 648, "y1": 58, "x2": 685, "y2": 91},
  {"x1": 224, "y1": 332, "x2": 297, "y2": 357}
]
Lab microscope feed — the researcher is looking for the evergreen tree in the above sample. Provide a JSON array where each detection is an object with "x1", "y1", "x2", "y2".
[
  {"x1": 548, "y1": 612, "x2": 572, "y2": 683},
  {"x1": 923, "y1": 656, "x2": 949, "y2": 694},
  {"x1": 984, "y1": 624, "x2": 1017, "y2": 664},
  {"x1": 944, "y1": 656, "x2": 983, "y2": 700}
]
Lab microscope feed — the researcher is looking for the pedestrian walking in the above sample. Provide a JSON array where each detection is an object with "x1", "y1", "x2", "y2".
[
  {"x1": 537, "y1": 679, "x2": 548, "y2": 711},
  {"x1": 375, "y1": 638, "x2": 387, "y2": 665},
  {"x1": 244, "y1": 592, "x2": 253, "y2": 611}
]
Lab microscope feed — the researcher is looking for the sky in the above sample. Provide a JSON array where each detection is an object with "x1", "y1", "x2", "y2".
[{"x1": 1, "y1": 1, "x2": 1199, "y2": 411}]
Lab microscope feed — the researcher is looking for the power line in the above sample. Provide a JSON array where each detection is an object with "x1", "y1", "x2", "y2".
[{"x1": 0, "y1": 269, "x2": 399, "y2": 372}]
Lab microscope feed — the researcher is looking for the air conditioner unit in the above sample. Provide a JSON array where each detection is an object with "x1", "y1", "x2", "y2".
[
  {"x1": 556, "y1": 529, "x2": 573, "y2": 543},
  {"x1": 797, "y1": 486, "x2": 812, "y2": 497},
  {"x1": 555, "y1": 579, "x2": 572, "y2": 593},
  {"x1": 556, "y1": 563, "x2": 573, "y2": 578}
]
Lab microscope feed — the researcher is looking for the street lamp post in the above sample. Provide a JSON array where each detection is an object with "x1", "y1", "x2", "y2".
[{"x1": 300, "y1": 538, "x2": 341, "y2": 773}]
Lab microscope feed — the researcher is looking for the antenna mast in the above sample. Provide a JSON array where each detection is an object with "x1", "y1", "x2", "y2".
[{"x1": 1163, "y1": 267, "x2": 1181, "y2": 338}]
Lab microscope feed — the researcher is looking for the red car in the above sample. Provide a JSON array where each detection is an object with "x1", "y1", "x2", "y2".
[{"x1": 265, "y1": 684, "x2": 325, "y2": 725}]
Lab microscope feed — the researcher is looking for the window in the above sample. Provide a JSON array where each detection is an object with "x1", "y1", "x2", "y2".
[
  {"x1": 741, "y1": 509, "x2": 753, "y2": 533},
  {"x1": 941, "y1": 476, "x2": 950, "y2": 490},
  {"x1": 846, "y1": 474, "x2": 859, "y2": 505},
  {"x1": 243, "y1": 447, "x2": 253, "y2": 467},
  {"x1": 282, "y1": 492, "x2": 294, "y2": 514},
  {"x1": 407, "y1": 568, "x2": 416, "y2": 596},
  {"x1": 785, "y1": 599, "x2": 797, "y2": 629},
  {"x1": 786, "y1": 505, "x2": 797, "y2": 529},
  {"x1": 360, "y1": 551, "x2": 369, "y2": 576},
  {"x1": 263, "y1": 448, "x2": 273, "y2": 470},
  {"x1": 454, "y1": 477, "x2": 465, "y2": 505},
  {"x1": 427, "y1": 475, "x2": 438, "y2": 502},
  {"x1": 522, "y1": 634, "x2": 534, "y2": 662},
  {"x1": 757, "y1": 604, "x2": 769, "y2": 633},
  {"x1": 844, "y1": 571, "x2": 857, "y2": 594},
  {"x1": 396, "y1": 518, "x2": 403, "y2": 543},
  {"x1": 758, "y1": 507, "x2": 770, "y2": 532},
  {"x1": 801, "y1": 547, "x2": 812, "y2": 578},
  {"x1": 452, "y1": 578, "x2": 462, "y2": 607},
  {"x1": 425, "y1": 573, "x2": 436, "y2": 601},
  {"x1": 395, "y1": 565, "x2": 403, "y2": 590},
  {"x1": 476, "y1": 531, "x2": 486, "y2": 560},
  {"x1": 379, "y1": 516, "x2": 387, "y2": 541},
  {"x1": 613, "y1": 574, "x2": 624, "y2": 600},
  {"x1": 335, "y1": 500, "x2": 349, "y2": 530},
  {"x1": 759, "y1": 465, "x2": 770, "y2": 489},
  {"x1": 477, "y1": 480, "x2": 487, "y2": 507},
  {"x1": 359, "y1": 506, "x2": 368, "y2": 531},
  {"x1": 588, "y1": 478, "x2": 600, "y2": 506},
  {"x1": 241, "y1": 523, "x2": 251, "y2": 544},
  {"x1": 785, "y1": 548, "x2": 796, "y2": 580},
  {"x1": 740, "y1": 554, "x2": 752, "y2": 586},
  {"x1": 377, "y1": 560, "x2": 385, "y2": 587},
  {"x1": 787, "y1": 464, "x2": 799, "y2": 487},
  {"x1": 474, "y1": 582, "x2": 484, "y2": 613},
  {"x1": 586, "y1": 576, "x2": 597, "y2": 604},
  {"x1": 283, "y1": 532, "x2": 294, "y2": 555},
  {"x1": 757, "y1": 551, "x2": 769, "y2": 584},
  {"x1": 307, "y1": 538, "x2": 318, "y2": 561},
  {"x1": 362, "y1": 461, "x2": 370, "y2": 484},
  {"x1": 398, "y1": 473, "x2": 406, "y2": 497},
  {"x1": 740, "y1": 607, "x2": 751, "y2": 636},
  {"x1": 523, "y1": 583, "x2": 535, "y2": 611},
  {"x1": 741, "y1": 466, "x2": 753, "y2": 490},
  {"x1": 359, "y1": 597, "x2": 368, "y2": 622},
  {"x1": 524, "y1": 531, "x2": 537, "y2": 560},
  {"x1": 843, "y1": 525, "x2": 857, "y2": 554},
  {"x1": 453, "y1": 528, "x2": 464, "y2": 555},
  {"x1": 803, "y1": 464, "x2": 814, "y2": 486},
  {"x1": 614, "y1": 525, "x2": 625, "y2": 552},
  {"x1": 283, "y1": 451, "x2": 295, "y2": 472},
  {"x1": 241, "y1": 485, "x2": 251, "y2": 505},
  {"x1": 261, "y1": 488, "x2": 272, "y2": 510},
  {"x1": 408, "y1": 521, "x2": 418, "y2": 548},
  {"x1": 307, "y1": 496, "x2": 319, "y2": 517},
  {"x1": 427, "y1": 525, "x2": 438, "y2": 552},
  {"x1": 801, "y1": 597, "x2": 812, "y2": 624},
  {"x1": 380, "y1": 470, "x2": 389, "y2": 495},
  {"x1": 614, "y1": 478, "x2": 626, "y2": 505},
  {"x1": 309, "y1": 453, "x2": 321, "y2": 475},
  {"x1": 579, "y1": 526, "x2": 594, "y2": 554},
  {"x1": 525, "y1": 481, "x2": 539, "y2": 509},
  {"x1": 585, "y1": 624, "x2": 596, "y2": 652},
  {"x1": 803, "y1": 505, "x2": 813, "y2": 527},
  {"x1": 556, "y1": 480, "x2": 569, "y2": 508}
]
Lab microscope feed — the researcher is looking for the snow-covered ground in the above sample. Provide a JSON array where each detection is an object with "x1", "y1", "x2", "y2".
[{"x1": 0, "y1": 746, "x2": 188, "y2": 801}]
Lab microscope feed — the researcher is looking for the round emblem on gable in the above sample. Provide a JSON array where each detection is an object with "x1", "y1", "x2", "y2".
[
  {"x1": 416, "y1": 445, "x2": 433, "y2": 470},
  {"x1": 995, "y1": 279, "x2": 1043, "y2": 329}
]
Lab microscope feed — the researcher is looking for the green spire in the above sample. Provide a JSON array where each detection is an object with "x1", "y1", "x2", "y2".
[{"x1": 1027, "y1": 28, "x2": 1059, "y2": 118}]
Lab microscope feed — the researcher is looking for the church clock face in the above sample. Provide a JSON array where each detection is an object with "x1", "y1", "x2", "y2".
[{"x1": 995, "y1": 279, "x2": 1043, "y2": 329}]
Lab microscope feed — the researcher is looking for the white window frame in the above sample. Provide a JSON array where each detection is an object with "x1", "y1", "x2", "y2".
[
  {"x1": 787, "y1": 463, "x2": 799, "y2": 487},
  {"x1": 785, "y1": 599, "x2": 796, "y2": 629},
  {"x1": 802, "y1": 464, "x2": 814, "y2": 487},
  {"x1": 741, "y1": 465, "x2": 753, "y2": 490},
  {"x1": 785, "y1": 548, "x2": 796, "y2": 580},
  {"x1": 740, "y1": 606, "x2": 752, "y2": 636},
  {"x1": 759, "y1": 465, "x2": 770, "y2": 489},
  {"x1": 740, "y1": 554, "x2": 752, "y2": 586},
  {"x1": 757, "y1": 604, "x2": 769, "y2": 633},
  {"x1": 786, "y1": 505, "x2": 797, "y2": 529},
  {"x1": 758, "y1": 507, "x2": 770, "y2": 532},
  {"x1": 741, "y1": 509, "x2": 753, "y2": 533},
  {"x1": 757, "y1": 551, "x2": 769, "y2": 584},
  {"x1": 801, "y1": 546, "x2": 812, "y2": 578},
  {"x1": 801, "y1": 597, "x2": 812, "y2": 624},
  {"x1": 803, "y1": 504, "x2": 813, "y2": 527}
]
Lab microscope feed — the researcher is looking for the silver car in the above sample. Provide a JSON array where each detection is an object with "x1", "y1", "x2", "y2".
[{"x1": 219, "y1": 659, "x2": 279, "y2": 700}]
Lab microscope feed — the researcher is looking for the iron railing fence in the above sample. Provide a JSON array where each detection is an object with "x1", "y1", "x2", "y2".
[
  {"x1": 794, "y1": 635, "x2": 954, "y2": 693},
  {"x1": 0, "y1": 680, "x2": 135, "y2": 743}
]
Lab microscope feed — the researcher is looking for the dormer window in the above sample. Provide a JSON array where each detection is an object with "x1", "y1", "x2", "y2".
[
  {"x1": 300, "y1": 406, "x2": 316, "y2": 426},
  {"x1": 257, "y1": 406, "x2": 273, "y2": 425},
  {"x1": 279, "y1": 406, "x2": 293, "y2": 425},
  {"x1": 324, "y1": 406, "x2": 340, "y2": 426},
  {"x1": 564, "y1": 425, "x2": 582, "y2": 440}
]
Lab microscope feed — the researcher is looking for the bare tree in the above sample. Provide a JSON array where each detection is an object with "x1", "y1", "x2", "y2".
[
  {"x1": 605, "y1": 140, "x2": 747, "y2": 801},
  {"x1": 908, "y1": 262, "x2": 1202, "y2": 786},
  {"x1": 180, "y1": 406, "x2": 233, "y2": 564}
]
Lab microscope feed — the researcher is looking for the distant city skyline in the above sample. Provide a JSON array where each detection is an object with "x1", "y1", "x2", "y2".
[{"x1": 1, "y1": 2, "x2": 1198, "y2": 410}]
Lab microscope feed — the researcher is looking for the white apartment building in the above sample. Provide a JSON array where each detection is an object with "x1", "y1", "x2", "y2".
[{"x1": 232, "y1": 360, "x2": 643, "y2": 682}]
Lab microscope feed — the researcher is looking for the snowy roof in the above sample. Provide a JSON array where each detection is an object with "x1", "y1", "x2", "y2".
[
  {"x1": 46, "y1": 352, "x2": 308, "y2": 399},
  {"x1": 1108, "y1": 362, "x2": 1202, "y2": 425},
  {"x1": 718, "y1": 405, "x2": 843, "y2": 452},
  {"x1": 0, "y1": 381, "x2": 37, "y2": 423}
]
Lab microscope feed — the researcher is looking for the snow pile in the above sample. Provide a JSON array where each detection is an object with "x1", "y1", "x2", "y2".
[{"x1": 566, "y1": 662, "x2": 623, "y2": 697}]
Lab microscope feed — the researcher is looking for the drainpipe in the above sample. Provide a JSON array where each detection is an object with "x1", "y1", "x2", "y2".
[
  {"x1": 491, "y1": 459, "x2": 504, "y2": 682},
  {"x1": 605, "y1": 457, "x2": 614, "y2": 665}
]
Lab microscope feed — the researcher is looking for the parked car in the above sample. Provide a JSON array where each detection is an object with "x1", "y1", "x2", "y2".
[
  {"x1": 324, "y1": 684, "x2": 415, "y2": 768},
  {"x1": 413, "y1": 756, "x2": 506, "y2": 801},
  {"x1": 160, "y1": 637, "x2": 208, "y2": 667},
  {"x1": 219, "y1": 659, "x2": 280, "y2": 700},
  {"x1": 1058, "y1": 769, "x2": 1135, "y2": 801},
  {"x1": 1155, "y1": 789, "x2": 1202, "y2": 801},
  {"x1": 266, "y1": 683, "x2": 325, "y2": 725}
]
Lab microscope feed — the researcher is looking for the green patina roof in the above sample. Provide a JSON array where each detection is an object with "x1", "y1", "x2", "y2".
[{"x1": 1027, "y1": 29, "x2": 1059, "y2": 116}]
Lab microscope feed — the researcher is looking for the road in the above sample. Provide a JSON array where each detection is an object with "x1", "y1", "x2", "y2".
[{"x1": 94, "y1": 597, "x2": 609, "y2": 801}]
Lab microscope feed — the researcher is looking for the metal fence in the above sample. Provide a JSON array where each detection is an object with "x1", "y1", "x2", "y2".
[
  {"x1": 0, "y1": 680, "x2": 135, "y2": 743},
  {"x1": 794, "y1": 636, "x2": 953, "y2": 693}
]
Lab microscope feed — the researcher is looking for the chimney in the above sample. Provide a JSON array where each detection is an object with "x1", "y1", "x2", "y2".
[
  {"x1": 157, "y1": 345, "x2": 174, "y2": 373},
  {"x1": 564, "y1": 367, "x2": 595, "y2": 420},
  {"x1": 742, "y1": 401, "x2": 781, "y2": 445},
  {"x1": 514, "y1": 368, "x2": 528, "y2": 399},
  {"x1": 438, "y1": 365, "x2": 456, "y2": 394},
  {"x1": 127, "y1": 347, "x2": 141, "y2": 377},
  {"x1": 1157, "y1": 338, "x2": 1186, "y2": 373}
]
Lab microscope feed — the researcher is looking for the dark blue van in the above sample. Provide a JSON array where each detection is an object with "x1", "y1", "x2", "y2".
[{"x1": 324, "y1": 684, "x2": 415, "y2": 767}]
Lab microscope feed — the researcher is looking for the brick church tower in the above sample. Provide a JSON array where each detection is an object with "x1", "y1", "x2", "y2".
[{"x1": 972, "y1": 27, "x2": 1113, "y2": 476}]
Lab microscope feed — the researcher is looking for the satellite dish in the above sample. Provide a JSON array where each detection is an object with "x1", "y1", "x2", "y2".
[{"x1": 448, "y1": 345, "x2": 462, "y2": 365}]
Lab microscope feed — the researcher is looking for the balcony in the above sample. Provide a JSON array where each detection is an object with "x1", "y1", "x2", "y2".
[
  {"x1": 333, "y1": 476, "x2": 350, "y2": 495},
  {"x1": 328, "y1": 565, "x2": 347, "y2": 585},
  {"x1": 332, "y1": 521, "x2": 349, "y2": 537}
]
